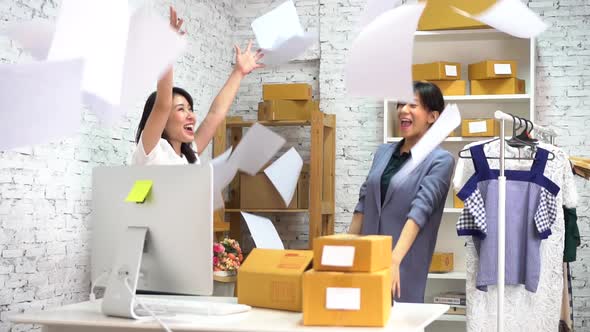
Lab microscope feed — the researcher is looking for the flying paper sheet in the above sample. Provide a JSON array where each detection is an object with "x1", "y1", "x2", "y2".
[
  {"x1": 229, "y1": 123, "x2": 286, "y2": 176},
  {"x1": 452, "y1": 0, "x2": 547, "y2": 39},
  {"x1": 251, "y1": 0, "x2": 317, "y2": 66},
  {"x1": 1, "y1": 20, "x2": 55, "y2": 60},
  {"x1": 0, "y1": 59, "x2": 84, "y2": 151},
  {"x1": 264, "y1": 147, "x2": 303, "y2": 207},
  {"x1": 120, "y1": 6, "x2": 187, "y2": 111},
  {"x1": 48, "y1": 0, "x2": 129, "y2": 119},
  {"x1": 241, "y1": 212, "x2": 284, "y2": 249},
  {"x1": 212, "y1": 147, "x2": 237, "y2": 210},
  {"x1": 211, "y1": 146, "x2": 233, "y2": 167},
  {"x1": 393, "y1": 103, "x2": 461, "y2": 182},
  {"x1": 345, "y1": 3, "x2": 426, "y2": 102},
  {"x1": 358, "y1": 0, "x2": 403, "y2": 29}
]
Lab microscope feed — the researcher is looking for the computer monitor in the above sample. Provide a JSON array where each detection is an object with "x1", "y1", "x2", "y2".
[{"x1": 90, "y1": 164, "x2": 213, "y2": 318}]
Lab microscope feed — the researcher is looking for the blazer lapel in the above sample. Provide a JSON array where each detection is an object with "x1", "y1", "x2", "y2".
[{"x1": 370, "y1": 143, "x2": 398, "y2": 216}]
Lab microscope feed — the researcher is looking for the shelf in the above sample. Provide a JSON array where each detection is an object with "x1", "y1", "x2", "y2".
[
  {"x1": 443, "y1": 208, "x2": 462, "y2": 214},
  {"x1": 415, "y1": 28, "x2": 519, "y2": 42},
  {"x1": 386, "y1": 137, "x2": 494, "y2": 143},
  {"x1": 226, "y1": 119, "x2": 311, "y2": 128},
  {"x1": 428, "y1": 271, "x2": 467, "y2": 280},
  {"x1": 224, "y1": 208, "x2": 309, "y2": 213},
  {"x1": 437, "y1": 314, "x2": 467, "y2": 322},
  {"x1": 444, "y1": 94, "x2": 530, "y2": 102}
]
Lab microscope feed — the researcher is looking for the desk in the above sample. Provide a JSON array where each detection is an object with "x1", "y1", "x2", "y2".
[{"x1": 10, "y1": 296, "x2": 448, "y2": 332}]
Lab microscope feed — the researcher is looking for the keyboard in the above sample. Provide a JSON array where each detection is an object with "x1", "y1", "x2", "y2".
[{"x1": 134, "y1": 297, "x2": 251, "y2": 316}]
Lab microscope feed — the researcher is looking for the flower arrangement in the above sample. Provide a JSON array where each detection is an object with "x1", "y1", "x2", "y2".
[{"x1": 213, "y1": 238, "x2": 243, "y2": 272}]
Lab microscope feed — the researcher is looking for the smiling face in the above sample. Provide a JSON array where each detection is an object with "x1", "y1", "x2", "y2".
[
  {"x1": 397, "y1": 93, "x2": 440, "y2": 141},
  {"x1": 164, "y1": 94, "x2": 196, "y2": 144}
]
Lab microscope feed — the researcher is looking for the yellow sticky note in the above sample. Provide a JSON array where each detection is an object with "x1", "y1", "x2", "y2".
[{"x1": 125, "y1": 180, "x2": 153, "y2": 203}]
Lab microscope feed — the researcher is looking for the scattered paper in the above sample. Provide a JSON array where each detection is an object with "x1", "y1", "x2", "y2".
[
  {"x1": 251, "y1": 0, "x2": 317, "y2": 65},
  {"x1": 48, "y1": 0, "x2": 129, "y2": 119},
  {"x1": 264, "y1": 148, "x2": 303, "y2": 207},
  {"x1": 321, "y1": 246, "x2": 356, "y2": 267},
  {"x1": 241, "y1": 212, "x2": 284, "y2": 249},
  {"x1": 120, "y1": 6, "x2": 187, "y2": 111},
  {"x1": 0, "y1": 59, "x2": 84, "y2": 151},
  {"x1": 229, "y1": 123, "x2": 286, "y2": 176},
  {"x1": 393, "y1": 103, "x2": 461, "y2": 181},
  {"x1": 211, "y1": 146, "x2": 233, "y2": 167},
  {"x1": 213, "y1": 162, "x2": 238, "y2": 210},
  {"x1": 345, "y1": 3, "x2": 426, "y2": 102},
  {"x1": 451, "y1": 0, "x2": 547, "y2": 39},
  {"x1": 1, "y1": 20, "x2": 55, "y2": 60},
  {"x1": 358, "y1": 0, "x2": 403, "y2": 29},
  {"x1": 325, "y1": 288, "x2": 361, "y2": 311}
]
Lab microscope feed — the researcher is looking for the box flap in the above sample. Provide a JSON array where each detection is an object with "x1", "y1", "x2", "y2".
[{"x1": 240, "y1": 248, "x2": 313, "y2": 275}]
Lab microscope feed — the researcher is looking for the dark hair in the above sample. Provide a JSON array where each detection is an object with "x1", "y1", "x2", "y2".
[
  {"x1": 135, "y1": 87, "x2": 198, "y2": 164},
  {"x1": 412, "y1": 81, "x2": 445, "y2": 113}
]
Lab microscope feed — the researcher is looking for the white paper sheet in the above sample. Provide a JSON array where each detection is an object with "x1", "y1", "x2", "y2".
[
  {"x1": 120, "y1": 6, "x2": 187, "y2": 111},
  {"x1": 264, "y1": 147, "x2": 303, "y2": 207},
  {"x1": 2, "y1": 20, "x2": 55, "y2": 60},
  {"x1": 251, "y1": 0, "x2": 317, "y2": 65},
  {"x1": 0, "y1": 59, "x2": 84, "y2": 151},
  {"x1": 452, "y1": 0, "x2": 547, "y2": 39},
  {"x1": 321, "y1": 245, "x2": 356, "y2": 267},
  {"x1": 358, "y1": 0, "x2": 403, "y2": 29},
  {"x1": 48, "y1": 0, "x2": 129, "y2": 117},
  {"x1": 211, "y1": 146, "x2": 233, "y2": 167},
  {"x1": 228, "y1": 123, "x2": 286, "y2": 176},
  {"x1": 241, "y1": 212, "x2": 284, "y2": 249},
  {"x1": 325, "y1": 288, "x2": 361, "y2": 311},
  {"x1": 393, "y1": 103, "x2": 461, "y2": 182},
  {"x1": 345, "y1": 3, "x2": 426, "y2": 102},
  {"x1": 212, "y1": 147, "x2": 237, "y2": 210}
]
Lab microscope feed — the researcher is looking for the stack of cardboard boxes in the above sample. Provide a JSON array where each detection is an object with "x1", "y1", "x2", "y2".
[
  {"x1": 302, "y1": 235, "x2": 393, "y2": 327},
  {"x1": 258, "y1": 83, "x2": 317, "y2": 121},
  {"x1": 412, "y1": 61, "x2": 466, "y2": 96},
  {"x1": 468, "y1": 60, "x2": 524, "y2": 95}
]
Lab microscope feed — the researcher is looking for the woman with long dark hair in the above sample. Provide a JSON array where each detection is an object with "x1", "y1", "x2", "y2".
[{"x1": 132, "y1": 6, "x2": 264, "y2": 165}]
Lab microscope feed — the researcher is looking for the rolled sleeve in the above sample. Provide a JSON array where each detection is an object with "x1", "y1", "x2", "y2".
[{"x1": 407, "y1": 152, "x2": 455, "y2": 228}]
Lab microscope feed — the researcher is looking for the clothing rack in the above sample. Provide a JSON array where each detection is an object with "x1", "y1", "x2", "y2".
[{"x1": 492, "y1": 111, "x2": 557, "y2": 332}]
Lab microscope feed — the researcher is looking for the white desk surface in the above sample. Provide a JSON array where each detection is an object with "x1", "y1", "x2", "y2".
[{"x1": 10, "y1": 296, "x2": 449, "y2": 332}]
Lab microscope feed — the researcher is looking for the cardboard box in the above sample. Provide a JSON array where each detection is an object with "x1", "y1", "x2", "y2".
[
  {"x1": 263, "y1": 83, "x2": 312, "y2": 101},
  {"x1": 471, "y1": 78, "x2": 526, "y2": 95},
  {"x1": 461, "y1": 118, "x2": 498, "y2": 137},
  {"x1": 240, "y1": 172, "x2": 297, "y2": 209},
  {"x1": 418, "y1": 0, "x2": 493, "y2": 31},
  {"x1": 303, "y1": 269, "x2": 391, "y2": 327},
  {"x1": 413, "y1": 62, "x2": 462, "y2": 81},
  {"x1": 453, "y1": 191, "x2": 464, "y2": 209},
  {"x1": 468, "y1": 60, "x2": 518, "y2": 80},
  {"x1": 258, "y1": 100, "x2": 316, "y2": 121},
  {"x1": 429, "y1": 80, "x2": 467, "y2": 96},
  {"x1": 298, "y1": 164, "x2": 310, "y2": 209},
  {"x1": 238, "y1": 249, "x2": 313, "y2": 312},
  {"x1": 313, "y1": 234, "x2": 392, "y2": 272},
  {"x1": 429, "y1": 252, "x2": 454, "y2": 273}
]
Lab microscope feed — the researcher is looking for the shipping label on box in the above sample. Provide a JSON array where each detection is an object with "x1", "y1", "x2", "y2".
[
  {"x1": 313, "y1": 234, "x2": 392, "y2": 272},
  {"x1": 303, "y1": 269, "x2": 391, "y2": 327},
  {"x1": 238, "y1": 249, "x2": 313, "y2": 312},
  {"x1": 461, "y1": 119, "x2": 497, "y2": 137}
]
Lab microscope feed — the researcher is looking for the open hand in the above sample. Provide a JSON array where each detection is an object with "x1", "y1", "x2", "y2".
[
  {"x1": 234, "y1": 40, "x2": 265, "y2": 77},
  {"x1": 169, "y1": 6, "x2": 185, "y2": 35}
]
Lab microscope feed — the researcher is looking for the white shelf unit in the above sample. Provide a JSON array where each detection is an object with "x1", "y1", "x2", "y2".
[{"x1": 383, "y1": 29, "x2": 535, "y2": 332}]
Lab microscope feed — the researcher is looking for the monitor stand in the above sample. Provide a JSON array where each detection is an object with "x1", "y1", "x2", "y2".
[{"x1": 101, "y1": 226, "x2": 148, "y2": 319}]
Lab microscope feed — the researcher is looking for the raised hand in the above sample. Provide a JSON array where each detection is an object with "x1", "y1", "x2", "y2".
[
  {"x1": 234, "y1": 40, "x2": 265, "y2": 77},
  {"x1": 169, "y1": 6, "x2": 185, "y2": 35}
]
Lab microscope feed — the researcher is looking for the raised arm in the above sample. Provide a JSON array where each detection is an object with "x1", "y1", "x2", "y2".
[
  {"x1": 193, "y1": 41, "x2": 264, "y2": 154},
  {"x1": 141, "y1": 6, "x2": 185, "y2": 155}
]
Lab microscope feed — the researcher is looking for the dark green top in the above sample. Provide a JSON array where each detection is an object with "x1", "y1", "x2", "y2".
[
  {"x1": 563, "y1": 206, "x2": 580, "y2": 263},
  {"x1": 380, "y1": 142, "x2": 411, "y2": 205}
]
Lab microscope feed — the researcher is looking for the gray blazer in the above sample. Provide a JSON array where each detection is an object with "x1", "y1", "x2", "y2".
[{"x1": 355, "y1": 142, "x2": 455, "y2": 303}]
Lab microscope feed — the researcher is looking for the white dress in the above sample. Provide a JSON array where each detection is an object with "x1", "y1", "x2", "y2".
[
  {"x1": 453, "y1": 141, "x2": 578, "y2": 332},
  {"x1": 131, "y1": 134, "x2": 200, "y2": 166}
]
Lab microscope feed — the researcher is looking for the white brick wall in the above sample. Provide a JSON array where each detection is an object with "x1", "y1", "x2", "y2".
[
  {"x1": 0, "y1": 1, "x2": 235, "y2": 331},
  {"x1": 1, "y1": 0, "x2": 589, "y2": 331}
]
